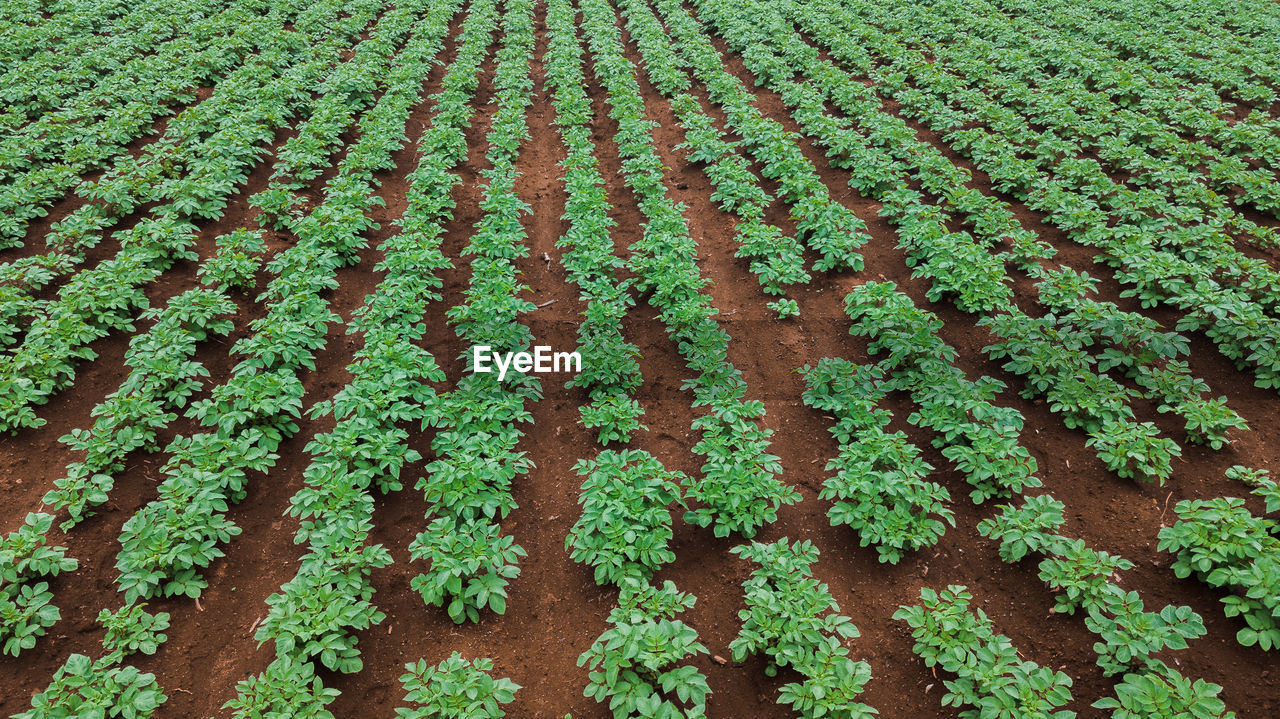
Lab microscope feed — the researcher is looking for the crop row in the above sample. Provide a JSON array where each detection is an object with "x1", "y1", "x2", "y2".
[
  {"x1": 406, "y1": 0, "x2": 535, "y2": 629},
  {"x1": 0, "y1": 0, "x2": 383, "y2": 432},
  {"x1": 689, "y1": 0, "x2": 1249, "y2": 484},
  {"x1": 579, "y1": 0, "x2": 797, "y2": 539},
  {"x1": 10, "y1": 0, "x2": 465, "y2": 713},
  {"x1": 228, "y1": 1, "x2": 470, "y2": 710}
]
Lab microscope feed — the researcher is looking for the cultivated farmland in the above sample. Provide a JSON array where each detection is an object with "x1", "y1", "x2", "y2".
[{"x1": 1, "y1": 0, "x2": 1279, "y2": 716}]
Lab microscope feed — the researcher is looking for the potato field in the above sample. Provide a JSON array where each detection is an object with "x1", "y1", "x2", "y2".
[{"x1": 1, "y1": 0, "x2": 1279, "y2": 716}]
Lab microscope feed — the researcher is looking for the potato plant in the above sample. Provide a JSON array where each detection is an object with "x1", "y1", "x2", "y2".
[
  {"x1": 566, "y1": 449, "x2": 687, "y2": 586},
  {"x1": 731, "y1": 539, "x2": 876, "y2": 719},
  {"x1": 578, "y1": 580, "x2": 710, "y2": 719},
  {"x1": 397, "y1": 653, "x2": 520, "y2": 719}
]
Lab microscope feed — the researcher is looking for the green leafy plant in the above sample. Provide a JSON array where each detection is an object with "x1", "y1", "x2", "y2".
[
  {"x1": 1095, "y1": 660, "x2": 1234, "y2": 718},
  {"x1": 578, "y1": 580, "x2": 710, "y2": 719},
  {"x1": 228, "y1": 3, "x2": 478, "y2": 710},
  {"x1": 17, "y1": 653, "x2": 166, "y2": 719},
  {"x1": 1084, "y1": 590, "x2": 1205, "y2": 676},
  {"x1": 410, "y1": 518, "x2": 524, "y2": 624},
  {"x1": 846, "y1": 282, "x2": 1040, "y2": 503},
  {"x1": 224, "y1": 656, "x2": 339, "y2": 719},
  {"x1": 767, "y1": 298, "x2": 800, "y2": 318},
  {"x1": 579, "y1": 393, "x2": 647, "y2": 445},
  {"x1": 0, "y1": 512, "x2": 77, "y2": 656},
  {"x1": 1226, "y1": 465, "x2": 1280, "y2": 513},
  {"x1": 198, "y1": 228, "x2": 267, "y2": 292},
  {"x1": 397, "y1": 653, "x2": 519, "y2": 719},
  {"x1": 1158, "y1": 496, "x2": 1280, "y2": 650},
  {"x1": 894, "y1": 585, "x2": 1075, "y2": 718},
  {"x1": 566, "y1": 449, "x2": 687, "y2": 585},
  {"x1": 98, "y1": 604, "x2": 170, "y2": 659},
  {"x1": 976, "y1": 494, "x2": 1065, "y2": 563},
  {"x1": 1086, "y1": 418, "x2": 1180, "y2": 484},
  {"x1": 259, "y1": 545, "x2": 392, "y2": 674},
  {"x1": 802, "y1": 358, "x2": 953, "y2": 563},
  {"x1": 731, "y1": 539, "x2": 875, "y2": 718}
]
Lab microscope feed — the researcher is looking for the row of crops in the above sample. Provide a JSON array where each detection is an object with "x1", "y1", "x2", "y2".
[{"x1": 1, "y1": 0, "x2": 1278, "y2": 715}]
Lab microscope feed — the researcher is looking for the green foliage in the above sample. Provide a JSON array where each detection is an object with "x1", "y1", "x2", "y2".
[
  {"x1": 234, "y1": 4, "x2": 473, "y2": 711},
  {"x1": 0, "y1": 214, "x2": 201, "y2": 432},
  {"x1": 682, "y1": 414, "x2": 795, "y2": 538},
  {"x1": 567, "y1": 450, "x2": 687, "y2": 586},
  {"x1": 1085, "y1": 418, "x2": 1181, "y2": 484},
  {"x1": 0, "y1": 513, "x2": 77, "y2": 656},
  {"x1": 402, "y1": 0, "x2": 537, "y2": 631},
  {"x1": 1165, "y1": 394, "x2": 1247, "y2": 450},
  {"x1": 1036, "y1": 538, "x2": 1135, "y2": 615},
  {"x1": 115, "y1": 469, "x2": 245, "y2": 602},
  {"x1": 225, "y1": 656, "x2": 339, "y2": 719},
  {"x1": 1083, "y1": 590, "x2": 1204, "y2": 677},
  {"x1": 731, "y1": 540, "x2": 876, "y2": 718},
  {"x1": 846, "y1": 282, "x2": 1040, "y2": 503},
  {"x1": 0, "y1": 513, "x2": 77, "y2": 581},
  {"x1": 99, "y1": 604, "x2": 170, "y2": 659},
  {"x1": 976, "y1": 494, "x2": 1064, "y2": 563},
  {"x1": 410, "y1": 518, "x2": 524, "y2": 624},
  {"x1": 1226, "y1": 465, "x2": 1280, "y2": 513},
  {"x1": 745, "y1": 0, "x2": 1280, "y2": 401},
  {"x1": 577, "y1": 0, "x2": 798, "y2": 540},
  {"x1": 44, "y1": 287, "x2": 236, "y2": 530},
  {"x1": 894, "y1": 586, "x2": 1074, "y2": 718},
  {"x1": 1158, "y1": 497, "x2": 1280, "y2": 650},
  {"x1": 199, "y1": 228, "x2": 267, "y2": 292},
  {"x1": 767, "y1": 298, "x2": 800, "y2": 318},
  {"x1": 629, "y1": 0, "x2": 870, "y2": 277},
  {"x1": 397, "y1": 653, "x2": 519, "y2": 719},
  {"x1": 1, "y1": 582, "x2": 60, "y2": 658},
  {"x1": 981, "y1": 310, "x2": 1138, "y2": 433},
  {"x1": 259, "y1": 544, "x2": 392, "y2": 674},
  {"x1": 802, "y1": 358, "x2": 953, "y2": 563},
  {"x1": 1094, "y1": 660, "x2": 1234, "y2": 719},
  {"x1": 982, "y1": 496, "x2": 1218, "y2": 681},
  {"x1": 17, "y1": 653, "x2": 166, "y2": 719},
  {"x1": 578, "y1": 580, "x2": 710, "y2": 719},
  {"x1": 579, "y1": 393, "x2": 647, "y2": 445}
]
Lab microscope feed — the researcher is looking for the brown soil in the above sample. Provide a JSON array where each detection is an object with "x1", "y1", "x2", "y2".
[{"x1": 1, "y1": 2, "x2": 1277, "y2": 718}]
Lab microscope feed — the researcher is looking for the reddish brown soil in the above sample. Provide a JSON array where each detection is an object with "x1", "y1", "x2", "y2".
[{"x1": 2, "y1": 2, "x2": 1278, "y2": 718}]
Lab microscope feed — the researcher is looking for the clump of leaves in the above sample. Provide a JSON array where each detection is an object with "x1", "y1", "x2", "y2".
[
  {"x1": 198, "y1": 228, "x2": 267, "y2": 292},
  {"x1": 1095, "y1": 660, "x2": 1233, "y2": 718},
  {"x1": 894, "y1": 585, "x2": 1075, "y2": 718},
  {"x1": 18, "y1": 653, "x2": 166, "y2": 719},
  {"x1": 99, "y1": 603, "x2": 170, "y2": 659},
  {"x1": 410, "y1": 518, "x2": 524, "y2": 624},
  {"x1": 1158, "y1": 496, "x2": 1280, "y2": 650},
  {"x1": 224, "y1": 655, "x2": 338, "y2": 719},
  {"x1": 579, "y1": 392, "x2": 647, "y2": 445},
  {"x1": 397, "y1": 652, "x2": 519, "y2": 719},
  {"x1": 578, "y1": 579, "x2": 709, "y2": 719},
  {"x1": 1226, "y1": 465, "x2": 1280, "y2": 513},
  {"x1": 1086, "y1": 418, "x2": 1180, "y2": 484},
  {"x1": 732, "y1": 539, "x2": 875, "y2": 718},
  {"x1": 566, "y1": 449, "x2": 686, "y2": 585},
  {"x1": 768, "y1": 298, "x2": 800, "y2": 318},
  {"x1": 0, "y1": 513, "x2": 77, "y2": 656}
]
